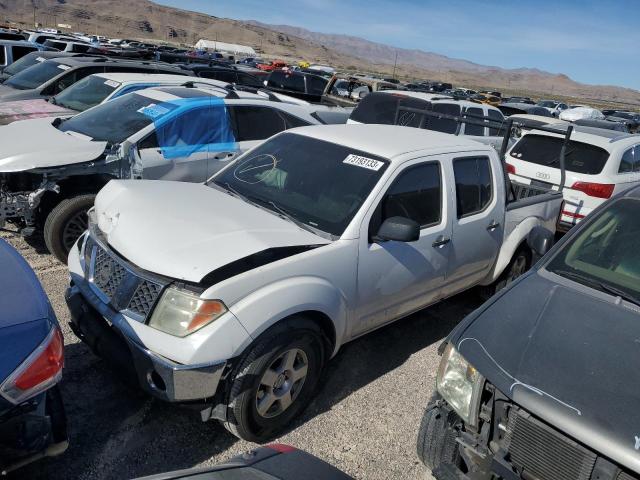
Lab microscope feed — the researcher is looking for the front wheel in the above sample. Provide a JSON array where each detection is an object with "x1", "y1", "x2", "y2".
[
  {"x1": 481, "y1": 248, "x2": 531, "y2": 299},
  {"x1": 223, "y1": 319, "x2": 325, "y2": 442},
  {"x1": 44, "y1": 194, "x2": 95, "y2": 263}
]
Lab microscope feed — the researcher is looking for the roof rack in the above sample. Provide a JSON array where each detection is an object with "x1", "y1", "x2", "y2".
[{"x1": 395, "y1": 103, "x2": 573, "y2": 193}]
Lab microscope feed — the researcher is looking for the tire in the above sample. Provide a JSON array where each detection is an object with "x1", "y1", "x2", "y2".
[
  {"x1": 417, "y1": 399, "x2": 460, "y2": 470},
  {"x1": 223, "y1": 318, "x2": 325, "y2": 442},
  {"x1": 480, "y1": 247, "x2": 531, "y2": 299},
  {"x1": 44, "y1": 194, "x2": 95, "y2": 263}
]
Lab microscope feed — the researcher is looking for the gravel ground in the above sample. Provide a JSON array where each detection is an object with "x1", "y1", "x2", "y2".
[{"x1": 2, "y1": 228, "x2": 481, "y2": 480}]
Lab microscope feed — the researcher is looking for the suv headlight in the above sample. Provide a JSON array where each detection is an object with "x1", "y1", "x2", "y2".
[
  {"x1": 148, "y1": 287, "x2": 227, "y2": 337},
  {"x1": 437, "y1": 343, "x2": 483, "y2": 425}
]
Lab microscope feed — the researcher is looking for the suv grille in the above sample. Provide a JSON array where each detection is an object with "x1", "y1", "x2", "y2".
[
  {"x1": 86, "y1": 241, "x2": 165, "y2": 321},
  {"x1": 503, "y1": 409, "x2": 596, "y2": 480}
]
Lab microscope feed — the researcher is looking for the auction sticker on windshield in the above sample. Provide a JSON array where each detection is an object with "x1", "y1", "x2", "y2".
[
  {"x1": 36, "y1": 56, "x2": 46, "y2": 62},
  {"x1": 343, "y1": 154, "x2": 384, "y2": 171},
  {"x1": 57, "y1": 64, "x2": 71, "y2": 71},
  {"x1": 104, "y1": 80, "x2": 120, "y2": 88},
  {"x1": 138, "y1": 103, "x2": 170, "y2": 118}
]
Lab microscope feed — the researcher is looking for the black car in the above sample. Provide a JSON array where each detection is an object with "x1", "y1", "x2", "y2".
[
  {"x1": 417, "y1": 184, "x2": 640, "y2": 479},
  {"x1": 180, "y1": 64, "x2": 265, "y2": 89},
  {"x1": 498, "y1": 102, "x2": 552, "y2": 117},
  {"x1": 606, "y1": 111, "x2": 640, "y2": 132},
  {"x1": 0, "y1": 51, "x2": 84, "y2": 82},
  {"x1": 265, "y1": 70, "x2": 328, "y2": 102},
  {"x1": 134, "y1": 445, "x2": 352, "y2": 480},
  {"x1": 502, "y1": 96, "x2": 534, "y2": 104},
  {"x1": 0, "y1": 56, "x2": 190, "y2": 101}
]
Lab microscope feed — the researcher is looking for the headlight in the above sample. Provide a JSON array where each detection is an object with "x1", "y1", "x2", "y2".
[
  {"x1": 436, "y1": 343, "x2": 483, "y2": 425},
  {"x1": 148, "y1": 287, "x2": 227, "y2": 337}
]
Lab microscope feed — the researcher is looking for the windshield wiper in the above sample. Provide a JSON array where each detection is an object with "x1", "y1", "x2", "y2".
[
  {"x1": 219, "y1": 181, "x2": 248, "y2": 202},
  {"x1": 553, "y1": 269, "x2": 640, "y2": 306},
  {"x1": 48, "y1": 96, "x2": 57, "y2": 105}
]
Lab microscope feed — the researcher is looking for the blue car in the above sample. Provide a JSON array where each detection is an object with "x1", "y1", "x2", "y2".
[{"x1": 0, "y1": 238, "x2": 67, "y2": 475}]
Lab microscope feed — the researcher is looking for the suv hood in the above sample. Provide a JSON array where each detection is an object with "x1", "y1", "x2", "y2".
[
  {"x1": 0, "y1": 99, "x2": 75, "y2": 126},
  {"x1": 0, "y1": 117, "x2": 107, "y2": 172},
  {"x1": 453, "y1": 270, "x2": 640, "y2": 473},
  {"x1": 94, "y1": 180, "x2": 331, "y2": 282}
]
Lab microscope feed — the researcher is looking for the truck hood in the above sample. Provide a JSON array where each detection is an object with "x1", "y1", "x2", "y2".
[
  {"x1": 94, "y1": 180, "x2": 331, "y2": 282},
  {"x1": 454, "y1": 271, "x2": 640, "y2": 473},
  {"x1": 0, "y1": 117, "x2": 107, "y2": 172},
  {"x1": 0, "y1": 99, "x2": 75, "y2": 126}
]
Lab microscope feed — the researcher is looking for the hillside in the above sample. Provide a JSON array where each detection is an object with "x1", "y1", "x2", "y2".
[{"x1": 3, "y1": 0, "x2": 639, "y2": 105}]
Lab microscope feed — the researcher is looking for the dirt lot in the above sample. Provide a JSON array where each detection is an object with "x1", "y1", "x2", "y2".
[{"x1": 2, "y1": 228, "x2": 481, "y2": 480}]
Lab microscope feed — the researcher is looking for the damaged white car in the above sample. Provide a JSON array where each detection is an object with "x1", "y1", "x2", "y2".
[
  {"x1": 66, "y1": 124, "x2": 564, "y2": 442},
  {"x1": 0, "y1": 83, "x2": 344, "y2": 261}
]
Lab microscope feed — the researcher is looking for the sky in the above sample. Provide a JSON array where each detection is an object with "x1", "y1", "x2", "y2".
[{"x1": 156, "y1": 0, "x2": 640, "y2": 90}]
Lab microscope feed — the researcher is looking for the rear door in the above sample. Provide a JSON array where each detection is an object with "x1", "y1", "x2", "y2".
[
  {"x1": 441, "y1": 155, "x2": 503, "y2": 297},
  {"x1": 354, "y1": 158, "x2": 452, "y2": 336}
]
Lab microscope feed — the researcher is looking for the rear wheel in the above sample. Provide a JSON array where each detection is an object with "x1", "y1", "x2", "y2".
[
  {"x1": 223, "y1": 318, "x2": 325, "y2": 442},
  {"x1": 44, "y1": 194, "x2": 95, "y2": 263},
  {"x1": 481, "y1": 247, "x2": 531, "y2": 299}
]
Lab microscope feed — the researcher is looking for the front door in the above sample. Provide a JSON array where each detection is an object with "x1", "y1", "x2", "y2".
[{"x1": 353, "y1": 159, "x2": 452, "y2": 337}]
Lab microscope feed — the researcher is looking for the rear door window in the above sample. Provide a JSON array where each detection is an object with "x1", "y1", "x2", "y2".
[
  {"x1": 71, "y1": 44, "x2": 91, "y2": 53},
  {"x1": 463, "y1": 107, "x2": 485, "y2": 136},
  {"x1": 306, "y1": 75, "x2": 327, "y2": 95},
  {"x1": 11, "y1": 45, "x2": 37, "y2": 62},
  {"x1": 267, "y1": 71, "x2": 305, "y2": 92},
  {"x1": 453, "y1": 157, "x2": 493, "y2": 218},
  {"x1": 229, "y1": 106, "x2": 288, "y2": 141},
  {"x1": 510, "y1": 134, "x2": 610, "y2": 175},
  {"x1": 619, "y1": 145, "x2": 640, "y2": 173},
  {"x1": 237, "y1": 72, "x2": 263, "y2": 88},
  {"x1": 487, "y1": 109, "x2": 505, "y2": 136},
  {"x1": 200, "y1": 70, "x2": 238, "y2": 83},
  {"x1": 0, "y1": 46, "x2": 5, "y2": 66}
]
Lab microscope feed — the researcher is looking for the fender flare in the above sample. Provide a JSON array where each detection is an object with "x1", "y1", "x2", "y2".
[
  {"x1": 482, "y1": 216, "x2": 541, "y2": 284},
  {"x1": 228, "y1": 275, "x2": 348, "y2": 357}
]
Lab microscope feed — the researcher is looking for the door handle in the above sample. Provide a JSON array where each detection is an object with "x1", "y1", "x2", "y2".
[
  {"x1": 487, "y1": 221, "x2": 500, "y2": 231},
  {"x1": 432, "y1": 236, "x2": 451, "y2": 248},
  {"x1": 213, "y1": 151, "x2": 236, "y2": 161}
]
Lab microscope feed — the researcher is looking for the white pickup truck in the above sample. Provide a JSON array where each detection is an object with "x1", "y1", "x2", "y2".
[{"x1": 65, "y1": 124, "x2": 563, "y2": 442}]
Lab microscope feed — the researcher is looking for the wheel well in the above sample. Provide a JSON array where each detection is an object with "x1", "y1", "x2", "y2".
[{"x1": 294, "y1": 310, "x2": 337, "y2": 355}]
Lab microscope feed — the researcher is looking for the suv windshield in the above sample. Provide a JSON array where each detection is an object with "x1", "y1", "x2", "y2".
[
  {"x1": 58, "y1": 92, "x2": 177, "y2": 144},
  {"x1": 510, "y1": 134, "x2": 610, "y2": 175},
  {"x1": 53, "y1": 75, "x2": 118, "y2": 111},
  {"x1": 3, "y1": 52, "x2": 45, "y2": 77},
  {"x1": 546, "y1": 198, "x2": 640, "y2": 304},
  {"x1": 211, "y1": 133, "x2": 388, "y2": 237},
  {"x1": 4, "y1": 60, "x2": 66, "y2": 90}
]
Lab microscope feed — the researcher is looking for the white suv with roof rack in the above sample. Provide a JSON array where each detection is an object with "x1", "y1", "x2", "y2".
[
  {"x1": 0, "y1": 83, "x2": 346, "y2": 261},
  {"x1": 507, "y1": 124, "x2": 640, "y2": 230}
]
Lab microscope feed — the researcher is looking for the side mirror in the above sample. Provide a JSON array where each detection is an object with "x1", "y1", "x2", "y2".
[
  {"x1": 374, "y1": 216, "x2": 420, "y2": 243},
  {"x1": 358, "y1": 90, "x2": 369, "y2": 99},
  {"x1": 527, "y1": 226, "x2": 554, "y2": 259}
]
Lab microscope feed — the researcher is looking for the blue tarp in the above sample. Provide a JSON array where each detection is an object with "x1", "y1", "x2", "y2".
[{"x1": 139, "y1": 97, "x2": 238, "y2": 160}]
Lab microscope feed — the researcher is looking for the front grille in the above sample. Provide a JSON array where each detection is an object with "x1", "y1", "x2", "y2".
[
  {"x1": 85, "y1": 240, "x2": 165, "y2": 321},
  {"x1": 93, "y1": 246, "x2": 128, "y2": 299},
  {"x1": 127, "y1": 280, "x2": 164, "y2": 317},
  {"x1": 503, "y1": 409, "x2": 597, "y2": 480}
]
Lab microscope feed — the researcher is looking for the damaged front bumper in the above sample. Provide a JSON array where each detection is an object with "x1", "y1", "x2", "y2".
[
  {"x1": 0, "y1": 180, "x2": 59, "y2": 230},
  {"x1": 65, "y1": 282, "x2": 226, "y2": 403}
]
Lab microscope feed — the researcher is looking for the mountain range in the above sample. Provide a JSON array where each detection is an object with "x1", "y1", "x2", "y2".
[{"x1": 2, "y1": 0, "x2": 638, "y2": 105}]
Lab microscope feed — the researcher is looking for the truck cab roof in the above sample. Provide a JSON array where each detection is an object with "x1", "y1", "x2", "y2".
[{"x1": 291, "y1": 123, "x2": 492, "y2": 160}]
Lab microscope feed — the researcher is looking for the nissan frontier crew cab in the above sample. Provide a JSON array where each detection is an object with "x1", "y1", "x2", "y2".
[{"x1": 65, "y1": 124, "x2": 563, "y2": 442}]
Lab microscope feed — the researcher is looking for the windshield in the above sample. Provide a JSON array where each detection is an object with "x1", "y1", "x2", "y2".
[
  {"x1": 53, "y1": 75, "x2": 118, "y2": 111},
  {"x1": 537, "y1": 100, "x2": 557, "y2": 108},
  {"x1": 546, "y1": 198, "x2": 640, "y2": 304},
  {"x1": 3, "y1": 52, "x2": 45, "y2": 76},
  {"x1": 58, "y1": 92, "x2": 177, "y2": 143},
  {"x1": 211, "y1": 133, "x2": 388, "y2": 237},
  {"x1": 5, "y1": 60, "x2": 66, "y2": 90}
]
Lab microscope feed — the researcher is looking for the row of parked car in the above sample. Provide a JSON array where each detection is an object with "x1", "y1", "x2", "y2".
[{"x1": 1, "y1": 30, "x2": 640, "y2": 480}]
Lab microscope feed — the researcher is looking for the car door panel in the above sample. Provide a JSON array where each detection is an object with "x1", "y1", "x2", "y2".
[
  {"x1": 441, "y1": 155, "x2": 502, "y2": 297},
  {"x1": 353, "y1": 159, "x2": 452, "y2": 337}
]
